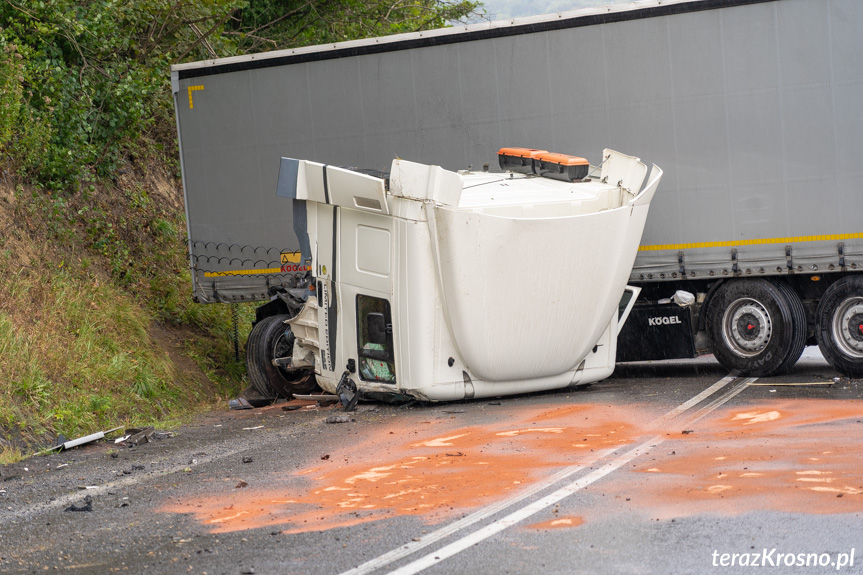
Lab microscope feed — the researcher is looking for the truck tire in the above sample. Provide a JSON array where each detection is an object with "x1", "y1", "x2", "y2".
[
  {"x1": 815, "y1": 276, "x2": 863, "y2": 377},
  {"x1": 246, "y1": 315, "x2": 318, "y2": 398},
  {"x1": 773, "y1": 281, "x2": 807, "y2": 374},
  {"x1": 707, "y1": 279, "x2": 796, "y2": 377}
]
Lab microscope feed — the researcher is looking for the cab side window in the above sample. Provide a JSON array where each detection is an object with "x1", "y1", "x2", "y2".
[{"x1": 356, "y1": 295, "x2": 396, "y2": 383}]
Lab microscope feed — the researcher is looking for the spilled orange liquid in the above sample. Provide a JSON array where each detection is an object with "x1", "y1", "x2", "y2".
[
  {"x1": 610, "y1": 399, "x2": 863, "y2": 518},
  {"x1": 160, "y1": 403, "x2": 642, "y2": 533},
  {"x1": 161, "y1": 399, "x2": 863, "y2": 534}
]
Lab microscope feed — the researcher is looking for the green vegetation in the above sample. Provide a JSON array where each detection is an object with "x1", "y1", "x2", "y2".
[{"x1": 0, "y1": 0, "x2": 481, "y2": 460}]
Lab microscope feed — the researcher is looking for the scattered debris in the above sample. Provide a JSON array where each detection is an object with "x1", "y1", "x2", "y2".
[
  {"x1": 681, "y1": 430, "x2": 694, "y2": 435},
  {"x1": 317, "y1": 399, "x2": 339, "y2": 407},
  {"x1": 242, "y1": 457, "x2": 254, "y2": 464},
  {"x1": 240, "y1": 568, "x2": 256, "y2": 574},
  {"x1": 124, "y1": 426, "x2": 156, "y2": 446},
  {"x1": 236, "y1": 480, "x2": 249, "y2": 489},
  {"x1": 77, "y1": 486, "x2": 99, "y2": 490},
  {"x1": 0, "y1": 488, "x2": 6, "y2": 496},
  {"x1": 442, "y1": 410, "x2": 465, "y2": 414},
  {"x1": 748, "y1": 381, "x2": 834, "y2": 387},
  {"x1": 229, "y1": 398, "x2": 253, "y2": 410},
  {"x1": 64, "y1": 495, "x2": 93, "y2": 512},
  {"x1": 132, "y1": 465, "x2": 145, "y2": 471},
  {"x1": 37, "y1": 426, "x2": 124, "y2": 455},
  {"x1": 282, "y1": 405, "x2": 302, "y2": 412},
  {"x1": 445, "y1": 452, "x2": 465, "y2": 457},
  {"x1": 336, "y1": 373, "x2": 360, "y2": 411},
  {"x1": 487, "y1": 402, "x2": 501, "y2": 406},
  {"x1": 243, "y1": 426, "x2": 264, "y2": 431},
  {"x1": 325, "y1": 415, "x2": 356, "y2": 424},
  {"x1": 321, "y1": 455, "x2": 330, "y2": 460},
  {"x1": 294, "y1": 394, "x2": 340, "y2": 402}
]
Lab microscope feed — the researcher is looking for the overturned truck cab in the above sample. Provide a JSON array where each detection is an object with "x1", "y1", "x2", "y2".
[{"x1": 265, "y1": 149, "x2": 662, "y2": 403}]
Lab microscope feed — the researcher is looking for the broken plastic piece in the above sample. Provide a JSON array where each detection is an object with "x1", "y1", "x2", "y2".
[
  {"x1": 229, "y1": 397, "x2": 253, "y2": 410},
  {"x1": 293, "y1": 394, "x2": 339, "y2": 401},
  {"x1": 37, "y1": 426, "x2": 124, "y2": 455},
  {"x1": 124, "y1": 426, "x2": 155, "y2": 446},
  {"x1": 336, "y1": 372, "x2": 360, "y2": 412},
  {"x1": 672, "y1": 290, "x2": 695, "y2": 307}
]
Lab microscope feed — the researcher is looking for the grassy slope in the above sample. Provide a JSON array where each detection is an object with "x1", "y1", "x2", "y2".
[{"x1": 0, "y1": 160, "x2": 254, "y2": 462}]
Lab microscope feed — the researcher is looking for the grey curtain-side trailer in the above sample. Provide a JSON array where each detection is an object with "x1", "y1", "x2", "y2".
[{"x1": 171, "y1": 0, "x2": 863, "y2": 397}]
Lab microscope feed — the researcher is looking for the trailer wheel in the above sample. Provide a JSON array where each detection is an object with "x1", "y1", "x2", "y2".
[
  {"x1": 815, "y1": 276, "x2": 863, "y2": 377},
  {"x1": 707, "y1": 279, "x2": 796, "y2": 377},
  {"x1": 773, "y1": 281, "x2": 807, "y2": 374},
  {"x1": 246, "y1": 315, "x2": 318, "y2": 398}
]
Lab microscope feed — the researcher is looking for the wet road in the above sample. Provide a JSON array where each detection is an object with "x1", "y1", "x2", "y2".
[{"x1": 1, "y1": 348, "x2": 862, "y2": 574}]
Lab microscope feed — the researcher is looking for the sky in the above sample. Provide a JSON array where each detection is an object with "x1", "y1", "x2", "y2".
[{"x1": 479, "y1": 0, "x2": 634, "y2": 20}]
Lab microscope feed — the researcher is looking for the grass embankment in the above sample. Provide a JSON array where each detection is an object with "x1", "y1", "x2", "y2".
[{"x1": 0, "y1": 169, "x2": 253, "y2": 463}]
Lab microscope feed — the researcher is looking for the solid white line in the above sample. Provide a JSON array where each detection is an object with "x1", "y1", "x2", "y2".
[
  {"x1": 386, "y1": 378, "x2": 753, "y2": 575},
  {"x1": 337, "y1": 447, "x2": 619, "y2": 575},
  {"x1": 387, "y1": 435, "x2": 664, "y2": 575},
  {"x1": 645, "y1": 375, "x2": 736, "y2": 429},
  {"x1": 339, "y1": 375, "x2": 740, "y2": 575}
]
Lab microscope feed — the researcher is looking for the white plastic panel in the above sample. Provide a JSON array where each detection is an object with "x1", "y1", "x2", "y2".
[{"x1": 326, "y1": 166, "x2": 389, "y2": 214}]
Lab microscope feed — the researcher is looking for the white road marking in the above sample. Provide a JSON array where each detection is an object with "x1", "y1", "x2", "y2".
[{"x1": 339, "y1": 375, "x2": 745, "y2": 575}]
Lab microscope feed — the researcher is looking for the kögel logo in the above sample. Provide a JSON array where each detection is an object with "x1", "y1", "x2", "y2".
[{"x1": 648, "y1": 315, "x2": 682, "y2": 326}]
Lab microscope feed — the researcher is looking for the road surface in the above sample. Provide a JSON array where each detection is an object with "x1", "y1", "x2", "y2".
[{"x1": 1, "y1": 349, "x2": 861, "y2": 574}]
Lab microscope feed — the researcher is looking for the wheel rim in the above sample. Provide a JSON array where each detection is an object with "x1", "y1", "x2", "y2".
[
  {"x1": 831, "y1": 296, "x2": 863, "y2": 359},
  {"x1": 722, "y1": 297, "x2": 772, "y2": 357}
]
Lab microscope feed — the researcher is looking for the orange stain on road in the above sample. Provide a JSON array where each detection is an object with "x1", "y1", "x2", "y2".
[
  {"x1": 610, "y1": 400, "x2": 863, "y2": 518},
  {"x1": 161, "y1": 399, "x2": 863, "y2": 534},
  {"x1": 526, "y1": 515, "x2": 585, "y2": 530},
  {"x1": 160, "y1": 403, "x2": 642, "y2": 534}
]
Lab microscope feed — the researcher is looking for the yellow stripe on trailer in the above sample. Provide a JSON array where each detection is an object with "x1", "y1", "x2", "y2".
[
  {"x1": 639, "y1": 232, "x2": 863, "y2": 252},
  {"x1": 203, "y1": 268, "x2": 282, "y2": 277}
]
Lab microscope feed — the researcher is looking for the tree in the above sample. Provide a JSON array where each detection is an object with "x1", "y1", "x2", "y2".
[{"x1": 225, "y1": 0, "x2": 483, "y2": 53}]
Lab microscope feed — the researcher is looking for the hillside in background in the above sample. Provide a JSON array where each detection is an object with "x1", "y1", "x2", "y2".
[{"x1": 0, "y1": 0, "x2": 481, "y2": 460}]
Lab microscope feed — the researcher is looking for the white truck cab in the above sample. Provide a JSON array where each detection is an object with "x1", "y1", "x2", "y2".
[{"x1": 275, "y1": 149, "x2": 662, "y2": 403}]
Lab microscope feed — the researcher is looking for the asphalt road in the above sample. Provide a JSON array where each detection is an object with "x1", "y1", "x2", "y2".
[{"x1": 2, "y1": 348, "x2": 862, "y2": 575}]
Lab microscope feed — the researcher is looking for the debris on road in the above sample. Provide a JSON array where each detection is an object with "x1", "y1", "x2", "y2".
[
  {"x1": 64, "y1": 495, "x2": 93, "y2": 512},
  {"x1": 681, "y1": 430, "x2": 694, "y2": 435},
  {"x1": 229, "y1": 397, "x2": 253, "y2": 410},
  {"x1": 325, "y1": 415, "x2": 355, "y2": 424},
  {"x1": 243, "y1": 426, "x2": 264, "y2": 431},
  {"x1": 748, "y1": 381, "x2": 835, "y2": 387},
  {"x1": 282, "y1": 405, "x2": 302, "y2": 411},
  {"x1": 124, "y1": 426, "x2": 155, "y2": 446},
  {"x1": 235, "y1": 480, "x2": 248, "y2": 489},
  {"x1": 242, "y1": 457, "x2": 253, "y2": 464},
  {"x1": 294, "y1": 394, "x2": 340, "y2": 402},
  {"x1": 37, "y1": 426, "x2": 124, "y2": 455}
]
